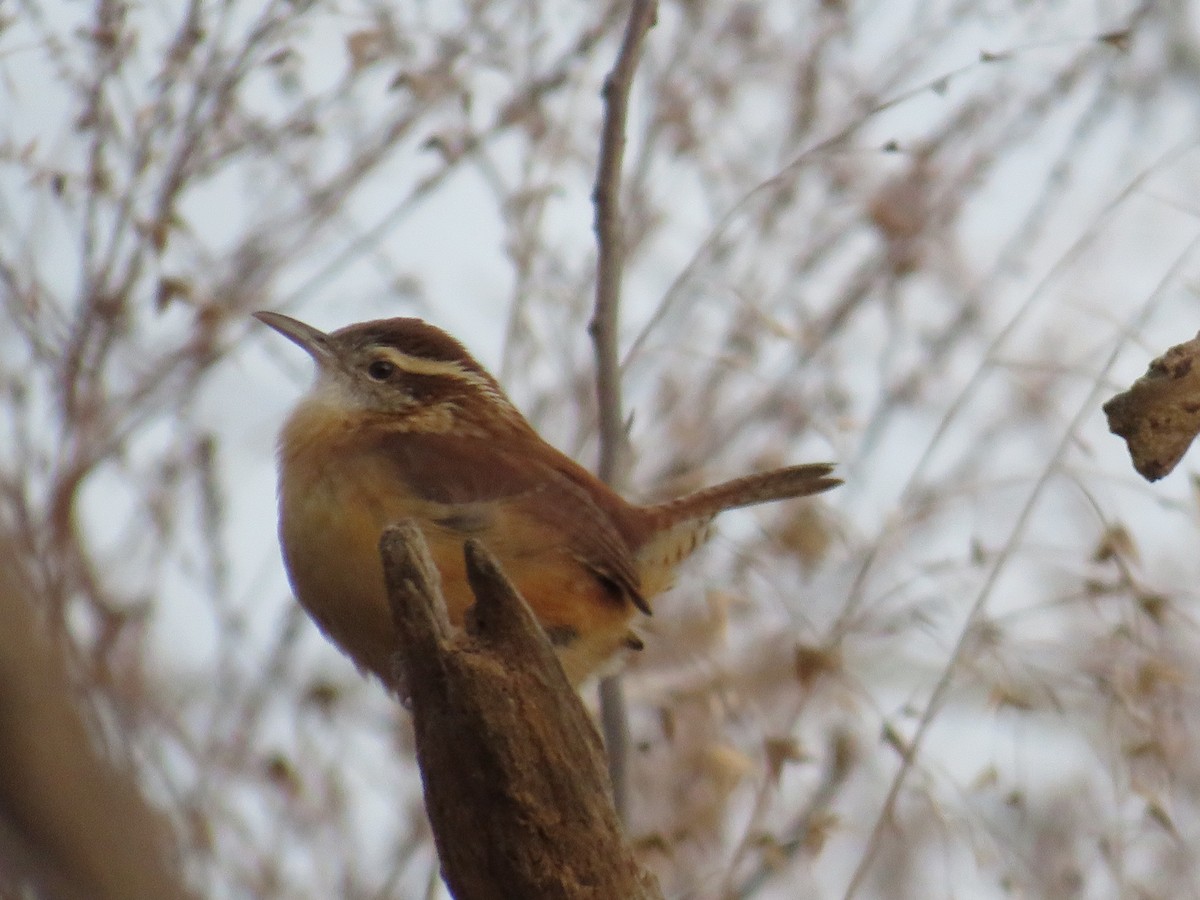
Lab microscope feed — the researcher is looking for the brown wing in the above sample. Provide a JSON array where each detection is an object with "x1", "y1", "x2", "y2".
[{"x1": 369, "y1": 430, "x2": 647, "y2": 612}]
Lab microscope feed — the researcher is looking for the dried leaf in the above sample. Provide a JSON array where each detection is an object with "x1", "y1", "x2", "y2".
[
  {"x1": 658, "y1": 706, "x2": 675, "y2": 742},
  {"x1": 764, "y1": 736, "x2": 806, "y2": 782},
  {"x1": 881, "y1": 721, "x2": 911, "y2": 759},
  {"x1": 154, "y1": 276, "x2": 192, "y2": 311},
  {"x1": 1134, "y1": 659, "x2": 1186, "y2": 695},
  {"x1": 988, "y1": 683, "x2": 1037, "y2": 712},
  {"x1": 303, "y1": 679, "x2": 341, "y2": 715},
  {"x1": 1104, "y1": 331, "x2": 1200, "y2": 481},
  {"x1": 775, "y1": 503, "x2": 834, "y2": 566},
  {"x1": 970, "y1": 764, "x2": 999, "y2": 791},
  {"x1": 750, "y1": 832, "x2": 786, "y2": 870},
  {"x1": 346, "y1": 29, "x2": 385, "y2": 72},
  {"x1": 630, "y1": 832, "x2": 671, "y2": 856},
  {"x1": 1098, "y1": 29, "x2": 1132, "y2": 52},
  {"x1": 702, "y1": 743, "x2": 755, "y2": 796},
  {"x1": 265, "y1": 47, "x2": 296, "y2": 66},
  {"x1": 800, "y1": 812, "x2": 839, "y2": 856},
  {"x1": 1091, "y1": 523, "x2": 1138, "y2": 564},
  {"x1": 264, "y1": 754, "x2": 301, "y2": 798},
  {"x1": 1145, "y1": 800, "x2": 1179, "y2": 838},
  {"x1": 794, "y1": 643, "x2": 840, "y2": 687},
  {"x1": 1137, "y1": 593, "x2": 1167, "y2": 624}
]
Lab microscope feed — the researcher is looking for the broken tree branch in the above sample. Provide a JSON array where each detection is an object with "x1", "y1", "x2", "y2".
[{"x1": 379, "y1": 522, "x2": 662, "y2": 900}]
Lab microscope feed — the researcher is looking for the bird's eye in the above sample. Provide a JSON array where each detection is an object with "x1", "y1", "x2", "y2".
[{"x1": 367, "y1": 359, "x2": 395, "y2": 381}]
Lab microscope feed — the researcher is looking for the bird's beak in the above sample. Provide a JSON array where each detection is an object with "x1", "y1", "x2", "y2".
[{"x1": 254, "y1": 311, "x2": 337, "y2": 368}]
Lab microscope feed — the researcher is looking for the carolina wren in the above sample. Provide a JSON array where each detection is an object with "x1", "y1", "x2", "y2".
[{"x1": 256, "y1": 312, "x2": 840, "y2": 686}]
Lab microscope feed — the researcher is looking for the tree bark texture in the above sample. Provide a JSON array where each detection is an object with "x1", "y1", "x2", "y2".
[{"x1": 379, "y1": 522, "x2": 662, "y2": 900}]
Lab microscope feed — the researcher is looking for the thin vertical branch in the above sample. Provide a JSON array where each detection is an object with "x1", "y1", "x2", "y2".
[
  {"x1": 590, "y1": 0, "x2": 658, "y2": 483},
  {"x1": 595, "y1": 676, "x2": 631, "y2": 823},
  {"x1": 588, "y1": 0, "x2": 658, "y2": 822}
]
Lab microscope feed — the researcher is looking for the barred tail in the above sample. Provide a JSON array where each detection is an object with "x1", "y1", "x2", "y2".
[
  {"x1": 645, "y1": 463, "x2": 840, "y2": 531},
  {"x1": 632, "y1": 463, "x2": 840, "y2": 598}
]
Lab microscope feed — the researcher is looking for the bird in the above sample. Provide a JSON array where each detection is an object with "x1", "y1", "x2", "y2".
[{"x1": 256, "y1": 311, "x2": 840, "y2": 687}]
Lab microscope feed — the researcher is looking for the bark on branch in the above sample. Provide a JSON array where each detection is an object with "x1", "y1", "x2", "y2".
[{"x1": 379, "y1": 522, "x2": 662, "y2": 900}]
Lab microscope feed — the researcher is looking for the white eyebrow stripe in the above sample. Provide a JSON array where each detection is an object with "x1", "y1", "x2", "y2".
[
  {"x1": 373, "y1": 346, "x2": 512, "y2": 406},
  {"x1": 376, "y1": 347, "x2": 485, "y2": 384}
]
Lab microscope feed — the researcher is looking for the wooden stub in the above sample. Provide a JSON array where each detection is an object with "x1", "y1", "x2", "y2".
[{"x1": 379, "y1": 522, "x2": 662, "y2": 900}]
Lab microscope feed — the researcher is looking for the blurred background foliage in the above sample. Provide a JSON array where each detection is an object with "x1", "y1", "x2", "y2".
[{"x1": 3, "y1": 0, "x2": 1200, "y2": 897}]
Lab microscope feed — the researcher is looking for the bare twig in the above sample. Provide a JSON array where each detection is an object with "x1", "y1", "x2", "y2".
[
  {"x1": 379, "y1": 522, "x2": 662, "y2": 900},
  {"x1": 587, "y1": 0, "x2": 658, "y2": 824},
  {"x1": 590, "y1": 0, "x2": 658, "y2": 482},
  {"x1": 732, "y1": 730, "x2": 856, "y2": 899}
]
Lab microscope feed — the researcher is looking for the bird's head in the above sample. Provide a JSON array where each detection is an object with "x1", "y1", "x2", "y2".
[{"x1": 255, "y1": 311, "x2": 523, "y2": 435}]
